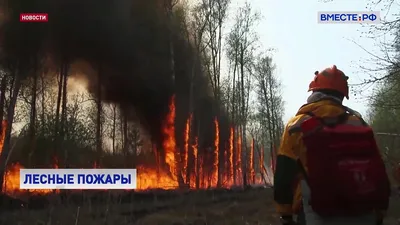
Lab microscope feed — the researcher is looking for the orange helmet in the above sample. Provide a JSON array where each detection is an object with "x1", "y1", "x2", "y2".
[{"x1": 308, "y1": 65, "x2": 349, "y2": 99}]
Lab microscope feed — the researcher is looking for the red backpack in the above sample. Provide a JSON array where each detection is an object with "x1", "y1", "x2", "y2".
[{"x1": 299, "y1": 109, "x2": 391, "y2": 217}]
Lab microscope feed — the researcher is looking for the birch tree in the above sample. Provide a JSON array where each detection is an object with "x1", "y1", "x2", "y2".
[
  {"x1": 197, "y1": 0, "x2": 230, "y2": 187},
  {"x1": 254, "y1": 54, "x2": 284, "y2": 163},
  {"x1": 226, "y1": 1, "x2": 259, "y2": 186}
]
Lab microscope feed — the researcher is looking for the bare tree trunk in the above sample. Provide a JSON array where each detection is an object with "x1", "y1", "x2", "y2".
[
  {"x1": 268, "y1": 73, "x2": 277, "y2": 145},
  {"x1": 54, "y1": 66, "x2": 63, "y2": 158},
  {"x1": 240, "y1": 43, "x2": 248, "y2": 187},
  {"x1": 40, "y1": 74, "x2": 46, "y2": 125},
  {"x1": 215, "y1": 116, "x2": 220, "y2": 187},
  {"x1": 96, "y1": 67, "x2": 103, "y2": 165},
  {"x1": 191, "y1": 3, "x2": 211, "y2": 189},
  {"x1": 186, "y1": 48, "x2": 195, "y2": 186},
  {"x1": 0, "y1": 71, "x2": 22, "y2": 192},
  {"x1": 255, "y1": 143, "x2": 268, "y2": 185},
  {"x1": 186, "y1": 22, "x2": 201, "y2": 185},
  {"x1": 186, "y1": 115, "x2": 192, "y2": 186},
  {"x1": 131, "y1": 127, "x2": 138, "y2": 168},
  {"x1": 123, "y1": 112, "x2": 128, "y2": 167},
  {"x1": 252, "y1": 139, "x2": 257, "y2": 183},
  {"x1": 196, "y1": 118, "x2": 201, "y2": 189},
  {"x1": 8, "y1": 74, "x2": 14, "y2": 102},
  {"x1": 201, "y1": 0, "x2": 230, "y2": 188},
  {"x1": 120, "y1": 110, "x2": 124, "y2": 153},
  {"x1": 164, "y1": 0, "x2": 185, "y2": 188},
  {"x1": 231, "y1": 57, "x2": 237, "y2": 185},
  {"x1": 28, "y1": 62, "x2": 38, "y2": 167},
  {"x1": 232, "y1": 126, "x2": 237, "y2": 185},
  {"x1": 0, "y1": 76, "x2": 6, "y2": 181},
  {"x1": 217, "y1": 17, "x2": 222, "y2": 97},
  {"x1": 165, "y1": 0, "x2": 176, "y2": 83},
  {"x1": 60, "y1": 63, "x2": 69, "y2": 168},
  {"x1": 216, "y1": 11, "x2": 224, "y2": 188},
  {"x1": 259, "y1": 60, "x2": 274, "y2": 157},
  {"x1": 112, "y1": 105, "x2": 117, "y2": 155},
  {"x1": 0, "y1": 76, "x2": 7, "y2": 126}
]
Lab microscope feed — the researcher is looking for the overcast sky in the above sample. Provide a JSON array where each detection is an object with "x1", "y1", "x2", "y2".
[{"x1": 226, "y1": 0, "x2": 398, "y2": 122}]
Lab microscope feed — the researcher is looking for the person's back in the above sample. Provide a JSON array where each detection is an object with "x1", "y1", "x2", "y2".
[{"x1": 274, "y1": 65, "x2": 391, "y2": 225}]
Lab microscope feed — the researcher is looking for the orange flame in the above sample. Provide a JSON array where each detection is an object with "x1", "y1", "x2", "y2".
[
  {"x1": 162, "y1": 95, "x2": 178, "y2": 184},
  {"x1": 199, "y1": 155, "x2": 204, "y2": 187},
  {"x1": 260, "y1": 145, "x2": 264, "y2": 175},
  {"x1": 153, "y1": 144, "x2": 160, "y2": 180},
  {"x1": 137, "y1": 165, "x2": 176, "y2": 189},
  {"x1": 229, "y1": 127, "x2": 234, "y2": 185},
  {"x1": 53, "y1": 157, "x2": 59, "y2": 169},
  {"x1": 213, "y1": 117, "x2": 219, "y2": 186},
  {"x1": 183, "y1": 114, "x2": 191, "y2": 183},
  {"x1": 250, "y1": 138, "x2": 254, "y2": 183},
  {"x1": 271, "y1": 145, "x2": 276, "y2": 174},
  {"x1": 237, "y1": 132, "x2": 242, "y2": 184},
  {"x1": 0, "y1": 120, "x2": 6, "y2": 156},
  {"x1": 223, "y1": 146, "x2": 227, "y2": 184},
  {"x1": 3, "y1": 162, "x2": 60, "y2": 195},
  {"x1": 192, "y1": 136, "x2": 198, "y2": 188}
]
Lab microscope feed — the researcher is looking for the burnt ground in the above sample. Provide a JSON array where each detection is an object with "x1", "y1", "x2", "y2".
[{"x1": 0, "y1": 187, "x2": 399, "y2": 225}]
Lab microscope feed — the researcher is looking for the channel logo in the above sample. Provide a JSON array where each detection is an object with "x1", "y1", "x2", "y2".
[{"x1": 318, "y1": 11, "x2": 380, "y2": 24}]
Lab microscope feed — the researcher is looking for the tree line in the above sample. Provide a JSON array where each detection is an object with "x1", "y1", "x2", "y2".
[{"x1": 354, "y1": 0, "x2": 400, "y2": 184}]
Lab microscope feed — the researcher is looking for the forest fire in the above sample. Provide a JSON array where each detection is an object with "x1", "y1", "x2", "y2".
[
  {"x1": 183, "y1": 115, "x2": 191, "y2": 183},
  {"x1": 237, "y1": 133, "x2": 242, "y2": 182},
  {"x1": 229, "y1": 127, "x2": 234, "y2": 184},
  {"x1": 213, "y1": 117, "x2": 219, "y2": 187},
  {"x1": 250, "y1": 139, "x2": 255, "y2": 183},
  {"x1": 1, "y1": 95, "x2": 266, "y2": 195},
  {"x1": 162, "y1": 95, "x2": 178, "y2": 183},
  {"x1": 3, "y1": 163, "x2": 60, "y2": 195}
]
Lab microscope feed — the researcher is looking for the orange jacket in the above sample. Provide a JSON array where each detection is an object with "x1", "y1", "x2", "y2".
[{"x1": 273, "y1": 98, "x2": 387, "y2": 217}]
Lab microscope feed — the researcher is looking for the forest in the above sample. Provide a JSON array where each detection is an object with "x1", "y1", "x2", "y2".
[{"x1": 0, "y1": 0, "x2": 284, "y2": 195}]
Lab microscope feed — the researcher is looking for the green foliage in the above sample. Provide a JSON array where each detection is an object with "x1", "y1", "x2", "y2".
[
  {"x1": 367, "y1": 10, "x2": 400, "y2": 183},
  {"x1": 369, "y1": 76, "x2": 400, "y2": 180}
]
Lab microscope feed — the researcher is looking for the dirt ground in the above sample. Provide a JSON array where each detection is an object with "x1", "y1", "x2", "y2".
[{"x1": 0, "y1": 188, "x2": 399, "y2": 225}]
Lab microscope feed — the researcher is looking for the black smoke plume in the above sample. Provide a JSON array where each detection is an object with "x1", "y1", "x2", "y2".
[{"x1": 0, "y1": 0, "x2": 231, "y2": 154}]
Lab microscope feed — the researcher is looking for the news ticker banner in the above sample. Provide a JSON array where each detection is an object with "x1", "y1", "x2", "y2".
[
  {"x1": 318, "y1": 11, "x2": 381, "y2": 24},
  {"x1": 20, "y1": 169, "x2": 137, "y2": 189}
]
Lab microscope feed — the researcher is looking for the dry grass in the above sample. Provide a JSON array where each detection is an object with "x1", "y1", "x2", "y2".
[{"x1": 0, "y1": 188, "x2": 399, "y2": 225}]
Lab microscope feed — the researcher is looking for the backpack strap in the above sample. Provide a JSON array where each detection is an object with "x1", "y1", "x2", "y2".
[
  {"x1": 304, "y1": 111, "x2": 349, "y2": 128},
  {"x1": 342, "y1": 106, "x2": 368, "y2": 126},
  {"x1": 304, "y1": 104, "x2": 368, "y2": 128}
]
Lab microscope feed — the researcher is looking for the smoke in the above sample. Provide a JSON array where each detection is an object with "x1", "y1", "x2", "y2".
[{"x1": 0, "y1": 0, "x2": 231, "y2": 150}]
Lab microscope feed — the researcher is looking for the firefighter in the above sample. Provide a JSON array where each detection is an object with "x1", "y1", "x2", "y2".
[{"x1": 274, "y1": 65, "x2": 391, "y2": 225}]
